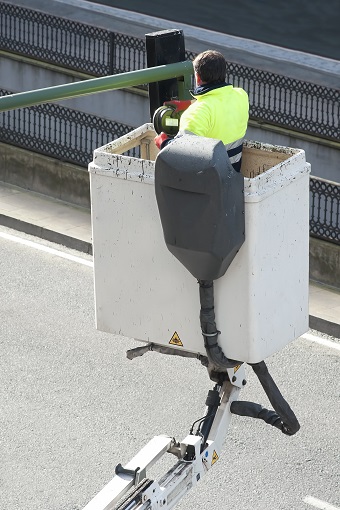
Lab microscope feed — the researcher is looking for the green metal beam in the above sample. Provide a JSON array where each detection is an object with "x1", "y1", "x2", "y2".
[{"x1": 0, "y1": 61, "x2": 193, "y2": 112}]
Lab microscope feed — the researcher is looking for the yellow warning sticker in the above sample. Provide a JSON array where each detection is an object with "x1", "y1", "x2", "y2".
[
  {"x1": 234, "y1": 364, "x2": 242, "y2": 373},
  {"x1": 211, "y1": 450, "x2": 219, "y2": 466},
  {"x1": 169, "y1": 331, "x2": 183, "y2": 347}
]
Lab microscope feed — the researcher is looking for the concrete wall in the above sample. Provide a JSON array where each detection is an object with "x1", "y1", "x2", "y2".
[
  {"x1": 310, "y1": 237, "x2": 340, "y2": 290},
  {"x1": 0, "y1": 142, "x2": 89, "y2": 208}
]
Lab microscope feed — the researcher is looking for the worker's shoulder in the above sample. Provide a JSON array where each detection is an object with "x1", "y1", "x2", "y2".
[
  {"x1": 228, "y1": 86, "x2": 249, "y2": 109},
  {"x1": 187, "y1": 97, "x2": 211, "y2": 114},
  {"x1": 230, "y1": 86, "x2": 248, "y2": 99},
  {"x1": 179, "y1": 98, "x2": 211, "y2": 129}
]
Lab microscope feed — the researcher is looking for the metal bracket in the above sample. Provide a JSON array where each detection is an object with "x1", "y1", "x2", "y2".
[{"x1": 115, "y1": 463, "x2": 143, "y2": 486}]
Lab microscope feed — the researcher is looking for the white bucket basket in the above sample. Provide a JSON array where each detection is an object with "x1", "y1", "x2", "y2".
[{"x1": 89, "y1": 123, "x2": 310, "y2": 363}]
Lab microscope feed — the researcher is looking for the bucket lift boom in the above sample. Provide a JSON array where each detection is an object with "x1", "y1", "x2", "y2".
[
  {"x1": 82, "y1": 354, "x2": 299, "y2": 510},
  {"x1": 83, "y1": 366, "x2": 244, "y2": 510}
]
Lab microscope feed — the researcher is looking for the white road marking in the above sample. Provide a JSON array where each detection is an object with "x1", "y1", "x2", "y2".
[
  {"x1": 301, "y1": 333, "x2": 340, "y2": 352},
  {"x1": 0, "y1": 231, "x2": 93, "y2": 267},
  {"x1": 304, "y1": 496, "x2": 340, "y2": 509}
]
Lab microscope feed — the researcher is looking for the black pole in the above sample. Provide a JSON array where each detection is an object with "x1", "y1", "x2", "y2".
[{"x1": 145, "y1": 29, "x2": 185, "y2": 120}]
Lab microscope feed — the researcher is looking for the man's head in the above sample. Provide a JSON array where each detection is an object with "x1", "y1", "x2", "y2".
[{"x1": 193, "y1": 50, "x2": 226, "y2": 85}]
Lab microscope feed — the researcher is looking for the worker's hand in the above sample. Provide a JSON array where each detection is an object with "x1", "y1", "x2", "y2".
[{"x1": 154, "y1": 132, "x2": 168, "y2": 150}]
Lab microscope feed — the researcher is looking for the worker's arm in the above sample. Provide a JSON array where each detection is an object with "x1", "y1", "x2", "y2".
[
  {"x1": 178, "y1": 100, "x2": 211, "y2": 137},
  {"x1": 155, "y1": 101, "x2": 209, "y2": 150}
]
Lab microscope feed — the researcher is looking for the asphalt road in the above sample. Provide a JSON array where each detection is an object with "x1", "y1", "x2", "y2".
[
  {"x1": 0, "y1": 226, "x2": 339, "y2": 510},
  {"x1": 90, "y1": 0, "x2": 340, "y2": 60}
]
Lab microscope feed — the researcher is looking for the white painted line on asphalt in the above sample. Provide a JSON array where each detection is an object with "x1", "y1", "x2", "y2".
[
  {"x1": 304, "y1": 496, "x2": 340, "y2": 509},
  {"x1": 0, "y1": 231, "x2": 93, "y2": 267},
  {"x1": 301, "y1": 333, "x2": 340, "y2": 352}
]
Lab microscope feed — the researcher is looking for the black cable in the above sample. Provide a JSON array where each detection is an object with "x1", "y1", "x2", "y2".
[{"x1": 250, "y1": 361, "x2": 300, "y2": 435}]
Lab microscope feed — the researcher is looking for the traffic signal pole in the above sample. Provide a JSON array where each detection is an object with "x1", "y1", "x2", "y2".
[{"x1": 0, "y1": 60, "x2": 193, "y2": 113}]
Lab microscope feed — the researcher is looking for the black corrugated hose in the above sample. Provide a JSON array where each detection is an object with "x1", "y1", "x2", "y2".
[{"x1": 198, "y1": 279, "x2": 240, "y2": 370}]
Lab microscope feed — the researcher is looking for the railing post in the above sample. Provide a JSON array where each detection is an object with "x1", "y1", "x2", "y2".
[{"x1": 109, "y1": 32, "x2": 115, "y2": 75}]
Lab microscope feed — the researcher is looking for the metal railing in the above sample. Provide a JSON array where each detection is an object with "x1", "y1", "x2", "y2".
[
  {"x1": 0, "y1": 89, "x2": 138, "y2": 165},
  {"x1": 0, "y1": 2, "x2": 145, "y2": 76},
  {"x1": 0, "y1": 2, "x2": 339, "y2": 141},
  {"x1": 310, "y1": 177, "x2": 340, "y2": 245},
  {"x1": 226, "y1": 63, "x2": 339, "y2": 140}
]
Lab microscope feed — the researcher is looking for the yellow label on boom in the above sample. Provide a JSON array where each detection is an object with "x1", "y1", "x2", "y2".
[
  {"x1": 234, "y1": 364, "x2": 242, "y2": 373},
  {"x1": 211, "y1": 450, "x2": 219, "y2": 465}
]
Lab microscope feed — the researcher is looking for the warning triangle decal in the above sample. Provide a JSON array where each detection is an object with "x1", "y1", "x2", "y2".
[
  {"x1": 169, "y1": 331, "x2": 183, "y2": 347},
  {"x1": 234, "y1": 364, "x2": 242, "y2": 373},
  {"x1": 211, "y1": 450, "x2": 219, "y2": 466}
]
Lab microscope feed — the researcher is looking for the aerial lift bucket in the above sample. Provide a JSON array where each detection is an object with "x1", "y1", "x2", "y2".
[{"x1": 89, "y1": 123, "x2": 310, "y2": 364}]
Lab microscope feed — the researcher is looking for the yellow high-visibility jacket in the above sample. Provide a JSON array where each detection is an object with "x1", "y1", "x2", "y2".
[{"x1": 179, "y1": 83, "x2": 249, "y2": 171}]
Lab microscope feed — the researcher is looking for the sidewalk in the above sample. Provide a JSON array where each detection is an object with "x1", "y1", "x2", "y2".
[
  {"x1": 0, "y1": 181, "x2": 92, "y2": 253},
  {"x1": 0, "y1": 181, "x2": 339, "y2": 338}
]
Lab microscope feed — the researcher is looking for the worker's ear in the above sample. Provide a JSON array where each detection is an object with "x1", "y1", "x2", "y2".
[{"x1": 195, "y1": 72, "x2": 203, "y2": 86}]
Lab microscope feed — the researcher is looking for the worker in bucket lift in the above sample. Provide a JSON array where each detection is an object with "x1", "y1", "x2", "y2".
[{"x1": 154, "y1": 50, "x2": 249, "y2": 172}]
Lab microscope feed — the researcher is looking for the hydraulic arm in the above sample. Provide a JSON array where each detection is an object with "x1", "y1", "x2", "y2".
[
  {"x1": 82, "y1": 357, "x2": 299, "y2": 510},
  {"x1": 83, "y1": 368, "x2": 243, "y2": 510}
]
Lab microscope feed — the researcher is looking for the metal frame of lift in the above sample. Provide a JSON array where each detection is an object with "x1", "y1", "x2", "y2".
[
  {"x1": 82, "y1": 365, "x2": 245, "y2": 510},
  {"x1": 82, "y1": 351, "x2": 300, "y2": 510}
]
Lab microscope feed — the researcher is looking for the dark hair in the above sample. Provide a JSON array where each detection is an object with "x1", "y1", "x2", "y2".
[{"x1": 193, "y1": 50, "x2": 226, "y2": 83}]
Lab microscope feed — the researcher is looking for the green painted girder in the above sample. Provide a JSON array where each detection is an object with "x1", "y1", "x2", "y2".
[{"x1": 0, "y1": 61, "x2": 193, "y2": 112}]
